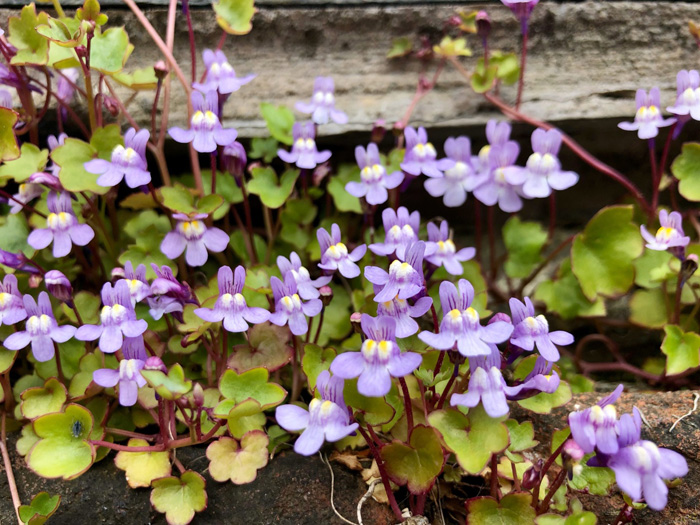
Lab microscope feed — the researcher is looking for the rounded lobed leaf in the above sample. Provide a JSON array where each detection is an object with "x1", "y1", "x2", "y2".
[
  {"x1": 466, "y1": 493, "x2": 536, "y2": 525},
  {"x1": 206, "y1": 431, "x2": 269, "y2": 484},
  {"x1": 218, "y1": 368, "x2": 286, "y2": 410},
  {"x1": 20, "y1": 378, "x2": 67, "y2": 420},
  {"x1": 151, "y1": 471, "x2": 207, "y2": 525},
  {"x1": 661, "y1": 324, "x2": 700, "y2": 375},
  {"x1": 114, "y1": 438, "x2": 172, "y2": 488},
  {"x1": 380, "y1": 425, "x2": 444, "y2": 495}
]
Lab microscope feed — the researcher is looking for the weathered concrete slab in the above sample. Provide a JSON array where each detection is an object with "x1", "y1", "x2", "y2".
[{"x1": 0, "y1": 2, "x2": 696, "y2": 137}]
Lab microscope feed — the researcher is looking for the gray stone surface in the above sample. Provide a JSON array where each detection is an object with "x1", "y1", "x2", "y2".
[{"x1": 0, "y1": 1, "x2": 696, "y2": 137}]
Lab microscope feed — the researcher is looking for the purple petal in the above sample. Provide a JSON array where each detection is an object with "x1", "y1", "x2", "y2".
[
  {"x1": 27, "y1": 229, "x2": 53, "y2": 251},
  {"x1": 160, "y1": 232, "x2": 187, "y2": 259},
  {"x1": 481, "y1": 321, "x2": 513, "y2": 344},
  {"x1": 330, "y1": 352, "x2": 366, "y2": 379},
  {"x1": 288, "y1": 312, "x2": 308, "y2": 336},
  {"x1": 69, "y1": 224, "x2": 95, "y2": 247},
  {"x1": 51, "y1": 324, "x2": 76, "y2": 343},
  {"x1": 357, "y1": 365, "x2": 392, "y2": 397},
  {"x1": 100, "y1": 325, "x2": 123, "y2": 353},
  {"x1": 93, "y1": 368, "x2": 119, "y2": 388},
  {"x1": 119, "y1": 379, "x2": 139, "y2": 406},
  {"x1": 168, "y1": 127, "x2": 195, "y2": 144},
  {"x1": 294, "y1": 425, "x2": 325, "y2": 456},
  {"x1": 387, "y1": 352, "x2": 422, "y2": 377},
  {"x1": 275, "y1": 404, "x2": 310, "y2": 432},
  {"x1": 4, "y1": 330, "x2": 31, "y2": 350},
  {"x1": 203, "y1": 227, "x2": 229, "y2": 253},
  {"x1": 31, "y1": 336, "x2": 55, "y2": 362},
  {"x1": 418, "y1": 330, "x2": 455, "y2": 350},
  {"x1": 121, "y1": 319, "x2": 148, "y2": 338},
  {"x1": 242, "y1": 307, "x2": 270, "y2": 325},
  {"x1": 185, "y1": 240, "x2": 209, "y2": 267},
  {"x1": 76, "y1": 324, "x2": 103, "y2": 341}
]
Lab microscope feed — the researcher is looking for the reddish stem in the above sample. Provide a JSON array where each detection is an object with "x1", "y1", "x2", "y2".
[
  {"x1": 515, "y1": 30, "x2": 528, "y2": 110},
  {"x1": 398, "y1": 377, "x2": 414, "y2": 438},
  {"x1": 356, "y1": 425, "x2": 403, "y2": 521}
]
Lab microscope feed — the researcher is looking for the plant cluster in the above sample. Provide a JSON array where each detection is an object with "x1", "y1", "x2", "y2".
[{"x1": 0, "y1": 0, "x2": 696, "y2": 524}]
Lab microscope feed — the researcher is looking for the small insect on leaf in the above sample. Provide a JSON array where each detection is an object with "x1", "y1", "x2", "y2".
[{"x1": 71, "y1": 419, "x2": 83, "y2": 438}]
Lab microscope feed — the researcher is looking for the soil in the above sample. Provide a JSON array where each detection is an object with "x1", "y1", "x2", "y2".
[{"x1": 0, "y1": 390, "x2": 697, "y2": 525}]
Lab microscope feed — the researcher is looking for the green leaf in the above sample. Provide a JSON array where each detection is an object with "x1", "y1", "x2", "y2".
[
  {"x1": 661, "y1": 325, "x2": 700, "y2": 375},
  {"x1": 629, "y1": 288, "x2": 668, "y2": 328},
  {"x1": 505, "y1": 420, "x2": 538, "y2": 454},
  {"x1": 76, "y1": 0, "x2": 108, "y2": 26},
  {"x1": 571, "y1": 206, "x2": 644, "y2": 300},
  {"x1": 150, "y1": 471, "x2": 207, "y2": 525},
  {"x1": 466, "y1": 493, "x2": 536, "y2": 525},
  {"x1": 18, "y1": 492, "x2": 61, "y2": 525},
  {"x1": 301, "y1": 343, "x2": 336, "y2": 390},
  {"x1": 8, "y1": 5, "x2": 50, "y2": 66},
  {"x1": 343, "y1": 378, "x2": 395, "y2": 426},
  {"x1": 503, "y1": 216, "x2": 548, "y2": 279},
  {"x1": 16, "y1": 423, "x2": 40, "y2": 457},
  {"x1": 314, "y1": 283, "x2": 352, "y2": 346},
  {"x1": 248, "y1": 137, "x2": 279, "y2": 163},
  {"x1": 328, "y1": 163, "x2": 362, "y2": 213},
  {"x1": 0, "y1": 108, "x2": 20, "y2": 162},
  {"x1": 62, "y1": 291, "x2": 101, "y2": 325},
  {"x1": 218, "y1": 368, "x2": 286, "y2": 410},
  {"x1": 479, "y1": 51, "x2": 520, "y2": 85},
  {"x1": 387, "y1": 36, "x2": 413, "y2": 58},
  {"x1": 123, "y1": 210, "x2": 171, "y2": 239},
  {"x1": 279, "y1": 198, "x2": 317, "y2": 249},
  {"x1": 89, "y1": 27, "x2": 133, "y2": 74},
  {"x1": 671, "y1": 142, "x2": 700, "y2": 201},
  {"x1": 633, "y1": 248, "x2": 676, "y2": 289},
  {"x1": 457, "y1": 10, "x2": 478, "y2": 33},
  {"x1": 112, "y1": 66, "x2": 158, "y2": 90},
  {"x1": 224, "y1": 399, "x2": 266, "y2": 438},
  {"x1": 27, "y1": 404, "x2": 95, "y2": 480},
  {"x1": 0, "y1": 347, "x2": 18, "y2": 375},
  {"x1": 228, "y1": 323, "x2": 293, "y2": 373},
  {"x1": 534, "y1": 258, "x2": 606, "y2": 320},
  {"x1": 206, "y1": 431, "x2": 269, "y2": 484},
  {"x1": 213, "y1": 0, "x2": 255, "y2": 35},
  {"x1": 433, "y1": 36, "x2": 471, "y2": 58},
  {"x1": 141, "y1": 364, "x2": 192, "y2": 401},
  {"x1": 0, "y1": 143, "x2": 49, "y2": 183},
  {"x1": 114, "y1": 438, "x2": 171, "y2": 488},
  {"x1": 260, "y1": 103, "x2": 295, "y2": 145},
  {"x1": 0, "y1": 214, "x2": 33, "y2": 257},
  {"x1": 247, "y1": 167, "x2": 299, "y2": 209},
  {"x1": 380, "y1": 425, "x2": 444, "y2": 494},
  {"x1": 160, "y1": 184, "x2": 196, "y2": 214},
  {"x1": 20, "y1": 377, "x2": 67, "y2": 420},
  {"x1": 514, "y1": 357, "x2": 572, "y2": 414},
  {"x1": 429, "y1": 405, "x2": 509, "y2": 474},
  {"x1": 36, "y1": 17, "x2": 86, "y2": 48},
  {"x1": 471, "y1": 64, "x2": 498, "y2": 94},
  {"x1": 551, "y1": 429, "x2": 615, "y2": 495}
]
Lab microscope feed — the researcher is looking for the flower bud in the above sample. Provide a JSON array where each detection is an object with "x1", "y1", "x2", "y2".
[
  {"x1": 351, "y1": 312, "x2": 363, "y2": 333},
  {"x1": 154, "y1": 60, "x2": 169, "y2": 80},
  {"x1": 144, "y1": 356, "x2": 167, "y2": 373},
  {"x1": 192, "y1": 382, "x2": 205, "y2": 408},
  {"x1": 28, "y1": 172, "x2": 63, "y2": 192},
  {"x1": 521, "y1": 459, "x2": 542, "y2": 489},
  {"x1": 371, "y1": 119, "x2": 386, "y2": 144},
  {"x1": 222, "y1": 140, "x2": 247, "y2": 182},
  {"x1": 45, "y1": 270, "x2": 73, "y2": 304},
  {"x1": 488, "y1": 312, "x2": 511, "y2": 325},
  {"x1": 476, "y1": 11, "x2": 491, "y2": 40},
  {"x1": 320, "y1": 285, "x2": 333, "y2": 307},
  {"x1": 681, "y1": 254, "x2": 698, "y2": 287},
  {"x1": 448, "y1": 349, "x2": 466, "y2": 367}
]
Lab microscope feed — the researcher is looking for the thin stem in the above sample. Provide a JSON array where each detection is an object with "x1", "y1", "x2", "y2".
[
  {"x1": 474, "y1": 199, "x2": 483, "y2": 265},
  {"x1": 532, "y1": 431, "x2": 569, "y2": 509},
  {"x1": 313, "y1": 305, "x2": 325, "y2": 345},
  {"x1": 511, "y1": 461, "x2": 521, "y2": 491},
  {"x1": 50, "y1": 0, "x2": 65, "y2": 18},
  {"x1": 356, "y1": 425, "x2": 403, "y2": 521},
  {"x1": 613, "y1": 504, "x2": 633, "y2": 525},
  {"x1": 90, "y1": 420, "x2": 225, "y2": 453},
  {"x1": 239, "y1": 178, "x2": 258, "y2": 264},
  {"x1": 53, "y1": 341, "x2": 65, "y2": 384},
  {"x1": 396, "y1": 60, "x2": 445, "y2": 129},
  {"x1": 398, "y1": 377, "x2": 414, "y2": 438},
  {"x1": 649, "y1": 138, "x2": 660, "y2": 215},
  {"x1": 105, "y1": 427, "x2": 157, "y2": 440},
  {"x1": 1, "y1": 412, "x2": 22, "y2": 525},
  {"x1": 291, "y1": 335, "x2": 302, "y2": 402},
  {"x1": 515, "y1": 30, "x2": 528, "y2": 110},
  {"x1": 210, "y1": 152, "x2": 217, "y2": 194},
  {"x1": 516, "y1": 234, "x2": 575, "y2": 296},
  {"x1": 0, "y1": 189, "x2": 47, "y2": 218},
  {"x1": 538, "y1": 468, "x2": 566, "y2": 514},
  {"x1": 262, "y1": 205, "x2": 274, "y2": 266},
  {"x1": 673, "y1": 274, "x2": 684, "y2": 325},
  {"x1": 183, "y1": 0, "x2": 197, "y2": 84},
  {"x1": 490, "y1": 454, "x2": 499, "y2": 499},
  {"x1": 78, "y1": 49, "x2": 96, "y2": 133},
  {"x1": 436, "y1": 371, "x2": 457, "y2": 410},
  {"x1": 548, "y1": 192, "x2": 556, "y2": 240},
  {"x1": 152, "y1": 78, "x2": 162, "y2": 139}
]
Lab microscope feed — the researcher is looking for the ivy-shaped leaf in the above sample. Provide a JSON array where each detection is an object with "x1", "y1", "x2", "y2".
[
  {"x1": 260, "y1": 103, "x2": 294, "y2": 145},
  {"x1": 27, "y1": 404, "x2": 96, "y2": 480},
  {"x1": 218, "y1": 368, "x2": 286, "y2": 410},
  {"x1": 380, "y1": 425, "x2": 444, "y2": 495},
  {"x1": 534, "y1": 258, "x2": 606, "y2": 320},
  {"x1": 387, "y1": 36, "x2": 413, "y2": 58},
  {"x1": 206, "y1": 431, "x2": 269, "y2": 484},
  {"x1": 671, "y1": 142, "x2": 700, "y2": 201},
  {"x1": 433, "y1": 36, "x2": 471, "y2": 58},
  {"x1": 150, "y1": 471, "x2": 207, "y2": 525},
  {"x1": 629, "y1": 288, "x2": 668, "y2": 328},
  {"x1": 141, "y1": 364, "x2": 192, "y2": 401},
  {"x1": 661, "y1": 325, "x2": 700, "y2": 375},
  {"x1": 247, "y1": 167, "x2": 299, "y2": 209},
  {"x1": 0, "y1": 143, "x2": 49, "y2": 183},
  {"x1": 18, "y1": 492, "x2": 61, "y2": 525},
  {"x1": 571, "y1": 205, "x2": 643, "y2": 300},
  {"x1": 429, "y1": 405, "x2": 508, "y2": 474},
  {"x1": 552, "y1": 428, "x2": 615, "y2": 496},
  {"x1": 225, "y1": 399, "x2": 266, "y2": 439},
  {"x1": 343, "y1": 377, "x2": 396, "y2": 426},
  {"x1": 328, "y1": 163, "x2": 362, "y2": 214},
  {"x1": 301, "y1": 343, "x2": 336, "y2": 390},
  {"x1": 8, "y1": 4, "x2": 50, "y2": 66},
  {"x1": 228, "y1": 323, "x2": 293, "y2": 373},
  {"x1": 112, "y1": 66, "x2": 159, "y2": 90},
  {"x1": 89, "y1": 27, "x2": 133, "y2": 74},
  {"x1": 0, "y1": 214, "x2": 33, "y2": 257},
  {"x1": 503, "y1": 216, "x2": 548, "y2": 279},
  {"x1": 466, "y1": 493, "x2": 536, "y2": 525},
  {"x1": 0, "y1": 108, "x2": 20, "y2": 162},
  {"x1": 471, "y1": 64, "x2": 498, "y2": 94},
  {"x1": 114, "y1": 438, "x2": 172, "y2": 488},
  {"x1": 36, "y1": 17, "x2": 86, "y2": 48},
  {"x1": 20, "y1": 377, "x2": 67, "y2": 420},
  {"x1": 213, "y1": 0, "x2": 255, "y2": 35}
]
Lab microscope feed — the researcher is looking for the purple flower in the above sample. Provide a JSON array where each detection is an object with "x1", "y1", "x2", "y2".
[
  {"x1": 28, "y1": 171, "x2": 63, "y2": 192},
  {"x1": 84, "y1": 128, "x2": 151, "y2": 188},
  {"x1": 330, "y1": 315, "x2": 421, "y2": 397},
  {"x1": 667, "y1": 70, "x2": 700, "y2": 121},
  {"x1": 46, "y1": 134, "x2": 67, "y2": 179},
  {"x1": 9, "y1": 183, "x2": 42, "y2": 214},
  {"x1": 503, "y1": 128, "x2": 579, "y2": 198},
  {"x1": 27, "y1": 191, "x2": 95, "y2": 258},
  {"x1": 425, "y1": 136, "x2": 478, "y2": 207},
  {"x1": 277, "y1": 252, "x2": 331, "y2": 300},
  {"x1": 368, "y1": 206, "x2": 422, "y2": 261},
  {"x1": 275, "y1": 370, "x2": 358, "y2": 456},
  {"x1": 345, "y1": 143, "x2": 403, "y2": 205},
  {"x1": 618, "y1": 88, "x2": 676, "y2": 140},
  {"x1": 418, "y1": 279, "x2": 513, "y2": 357},
  {"x1": 640, "y1": 209, "x2": 690, "y2": 252},
  {"x1": 425, "y1": 221, "x2": 475, "y2": 275},
  {"x1": 169, "y1": 90, "x2": 238, "y2": 153},
  {"x1": 0, "y1": 274, "x2": 27, "y2": 325},
  {"x1": 0, "y1": 249, "x2": 40, "y2": 274},
  {"x1": 509, "y1": 296, "x2": 573, "y2": 362},
  {"x1": 0, "y1": 89, "x2": 12, "y2": 109},
  {"x1": 277, "y1": 122, "x2": 331, "y2": 170},
  {"x1": 377, "y1": 295, "x2": 432, "y2": 338},
  {"x1": 500, "y1": 0, "x2": 539, "y2": 33},
  {"x1": 473, "y1": 143, "x2": 523, "y2": 212},
  {"x1": 295, "y1": 76, "x2": 348, "y2": 125},
  {"x1": 450, "y1": 346, "x2": 559, "y2": 418},
  {"x1": 56, "y1": 68, "x2": 79, "y2": 104},
  {"x1": 4, "y1": 292, "x2": 76, "y2": 362},
  {"x1": 365, "y1": 241, "x2": 427, "y2": 303},
  {"x1": 147, "y1": 264, "x2": 194, "y2": 321},
  {"x1": 161, "y1": 213, "x2": 229, "y2": 267},
  {"x1": 401, "y1": 126, "x2": 442, "y2": 178},
  {"x1": 44, "y1": 270, "x2": 72, "y2": 304},
  {"x1": 93, "y1": 358, "x2": 147, "y2": 407},
  {"x1": 269, "y1": 273, "x2": 322, "y2": 336},
  {"x1": 119, "y1": 261, "x2": 151, "y2": 306},
  {"x1": 195, "y1": 265, "x2": 270, "y2": 332},
  {"x1": 568, "y1": 384, "x2": 624, "y2": 455},
  {"x1": 317, "y1": 223, "x2": 366, "y2": 279},
  {"x1": 602, "y1": 409, "x2": 688, "y2": 511},
  {"x1": 75, "y1": 280, "x2": 148, "y2": 354},
  {"x1": 223, "y1": 140, "x2": 247, "y2": 179},
  {"x1": 193, "y1": 49, "x2": 255, "y2": 95}
]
